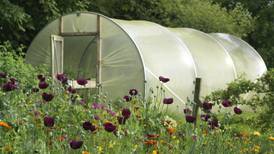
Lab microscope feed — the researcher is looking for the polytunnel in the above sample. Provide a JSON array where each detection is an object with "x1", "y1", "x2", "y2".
[{"x1": 26, "y1": 12, "x2": 267, "y2": 113}]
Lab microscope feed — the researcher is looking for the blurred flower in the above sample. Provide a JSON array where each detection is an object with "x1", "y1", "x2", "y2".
[
  {"x1": 159, "y1": 76, "x2": 170, "y2": 83},
  {"x1": 192, "y1": 135, "x2": 197, "y2": 141},
  {"x1": 77, "y1": 78, "x2": 88, "y2": 86},
  {"x1": 2, "y1": 81, "x2": 17, "y2": 92},
  {"x1": 91, "y1": 102, "x2": 105, "y2": 110},
  {"x1": 94, "y1": 115, "x2": 100, "y2": 120},
  {"x1": 33, "y1": 110, "x2": 41, "y2": 118},
  {"x1": 253, "y1": 145, "x2": 260, "y2": 153},
  {"x1": 222, "y1": 100, "x2": 232, "y2": 107},
  {"x1": 122, "y1": 108, "x2": 131, "y2": 119},
  {"x1": 37, "y1": 74, "x2": 45, "y2": 81},
  {"x1": 208, "y1": 118, "x2": 219, "y2": 129},
  {"x1": 0, "y1": 72, "x2": 7, "y2": 78},
  {"x1": 82, "y1": 121, "x2": 96, "y2": 132},
  {"x1": 82, "y1": 151, "x2": 90, "y2": 154},
  {"x1": 200, "y1": 114, "x2": 211, "y2": 121},
  {"x1": 144, "y1": 140, "x2": 157, "y2": 145},
  {"x1": 183, "y1": 108, "x2": 192, "y2": 114},
  {"x1": 202, "y1": 101, "x2": 213, "y2": 111},
  {"x1": 79, "y1": 99, "x2": 86, "y2": 105},
  {"x1": 103, "y1": 122, "x2": 116, "y2": 132},
  {"x1": 185, "y1": 115, "x2": 196, "y2": 123},
  {"x1": 163, "y1": 116, "x2": 177, "y2": 128},
  {"x1": 146, "y1": 134, "x2": 160, "y2": 139},
  {"x1": 57, "y1": 135, "x2": 66, "y2": 142},
  {"x1": 43, "y1": 116, "x2": 54, "y2": 127},
  {"x1": 163, "y1": 98, "x2": 173, "y2": 104},
  {"x1": 106, "y1": 109, "x2": 116, "y2": 116},
  {"x1": 253, "y1": 131, "x2": 261, "y2": 136},
  {"x1": 123, "y1": 95, "x2": 132, "y2": 102},
  {"x1": 268, "y1": 136, "x2": 274, "y2": 141},
  {"x1": 117, "y1": 116, "x2": 126, "y2": 125},
  {"x1": 97, "y1": 146, "x2": 103, "y2": 153},
  {"x1": 38, "y1": 81, "x2": 49, "y2": 89},
  {"x1": 56, "y1": 73, "x2": 68, "y2": 84},
  {"x1": 167, "y1": 127, "x2": 176, "y2": 135},
  {"x1": 67, "y1": 86, "x2": 76, "y2": 94},
  {"x1": 234, "y1": 107, "x2": 242, "y2": 114},
  {"x1": 129, "y1": 89, "x2": 138, "y2": 96},
  {"x1": 70, "y1": 140, "x2": 83, "y2": 149},
  {"x1": 152, "y1": 150, "x2": 158, "y2": 154},
  {"x1": 0, "y1": 121, "x2": 12, "y2": 129},
  {"x1": 42, "y1": 92, "x2": 54, "y2": 102}
]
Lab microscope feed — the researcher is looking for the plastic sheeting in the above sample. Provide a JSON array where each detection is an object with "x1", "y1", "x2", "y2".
[{"x1": 26, "y1": 12, "x2": 267, "y2": 113}]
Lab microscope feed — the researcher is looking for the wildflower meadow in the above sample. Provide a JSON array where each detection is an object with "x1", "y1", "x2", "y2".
[{"x1": 0, "y1": 43, "x2": 273, "y2": 154}]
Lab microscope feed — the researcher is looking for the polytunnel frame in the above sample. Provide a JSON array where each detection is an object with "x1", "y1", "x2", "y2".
[{"x1": 31, "y1": 11, "x2": 149, "y2": 96}]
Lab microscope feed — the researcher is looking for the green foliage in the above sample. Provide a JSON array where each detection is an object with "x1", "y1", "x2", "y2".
[{"x1": 206, "y1": 69, "x2": 274, "y2": 130}]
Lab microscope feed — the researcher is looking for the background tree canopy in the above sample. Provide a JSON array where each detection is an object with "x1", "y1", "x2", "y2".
[{"x1": 0, "y1": 0, "x2": 273, "y2": 68}]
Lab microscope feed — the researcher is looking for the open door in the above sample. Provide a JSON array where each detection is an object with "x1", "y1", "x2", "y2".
[{"x1": 51, "y1": 35, "x2": 64, "y2": 77}]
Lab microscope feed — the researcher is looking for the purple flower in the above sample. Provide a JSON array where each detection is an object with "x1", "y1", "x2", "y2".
[
  {"x1": 200, "y1": 114, "x2": 211, "y2": 121},
  {"x1": 208, "y1": 118, "x2": 219, "y2": 129},
  {"x1": 183, "y1": 108, "x2": 192, "y2": 114},
  {"x1": 159, "y1": 76, "x2": 170, "y2": 83},
  {"x1": 76, "y1": 78, "x2": 88, "y2": 86},
  {"x1": 129, "y1": 89, "x2": 138, "y2": 96},
  {"x1": 38, "y1": 81, "x2": 49, "y2": 89},
  {"x1": 107, "y1": 109, "x2": 116, "y2": 116},
  {"x1": 42, "y1": 92, "x2": 54, "y2": 102},
  {"x1": 122, "y1": 108, "x2": 131, "y2": 119},
  {"x1": 91, "y1": 102, "x2": 105, "y2": 110},
  {"x1": 117, "y1": 116, "x2": 126, "y2": 125},
  {"x1": 103, "y1": 122, "x2": 116, "y2": 132},
  {"x1": 2, "y1": 81, "x2": 17, "y2": 92},
  {"x1": 234, "y1": 107, "x2": 242, "y2": 114},
  {"x1": 56, "y1": 73, "x2": 68, "y2": 84},
  {"x1": 0, "y1": 72, "x2": 7, "y2": 78},
  {"x1": 202, "y1": 101, "x2": 213, "y2": 111},
  {"x1": 67, "y1": 86, "x2": 76, "y2": 94},
  {"x1": 44, "y1": 116, "x2": 54, "y2": 127},
  {"x1": 185, "y1": 115, "x2": 196, "y2": 123},
  {"x1": 69, "y1": 140, "x2": 83, "y2": 149},
  {"x1": 79, "y1": 99, "x2": 86, "y2": 105},
  {"x1": 37, "y1": 74, "x2": 45, "y2": 81},
  {"x1": 163, "y1": 98, "x2": 173, "y2": 104},
  {"x1": 222, "y1": 100, "x2": 232, "y2": 107},
  {"x1": 123, "y1": 95, "x2": 132, "y2": 102},
  {"x1": 82, "y1": 121, "x2": 96, "y2": 132},
  {"x1": 94, "y1": 115, "x2": 100, "y2": 120}
]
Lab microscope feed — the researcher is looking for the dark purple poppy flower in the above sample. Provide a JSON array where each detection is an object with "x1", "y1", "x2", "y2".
[
  {"x1": 129, "y1": 89, "x2": 138, "y2": 96},
  {"x1": 76, "y1": 78, "x2": 88, "y2": 86},
  {"x1": 69, "y1": 140, "x2": 83, "y2": 149},
  {"x1": 208, "y1": 118, "x2": 219, "y2": 129},
  {"x1": 200, "y1": 114, "x2": 211, "y2": 121},
  {"x1": 79, "y1": 99, "x2": 86, "y2": 105},
  {"x1": 123, "y1": 95, "x2": 132, "y2": 102},
  {"x1": 234, "y1": 107, "x2": 242, "y2": 114},
  {"x1": 42, "y1": 92, "x2": 54, "y2": 102},
  {"x1": 10, "y1": 78, "x2": 17, "y2": 84},
  {"x1": 202, "y1": 101, "x2": 213, "y2": 111},
  {"x1": 38, "y1": 81, "x2": 49, "y2": 89},
  {"x1": 117, "y1": 116, "x2": 126, "y2": 125},
  {"x1": 122, "y1": 108, "x2": 131, "y2": 119},
  {"x1": 183, "y1": 108, "x2": 192, "y2": 114},
  {"x1": 37, "y1": 74, "x2": 45, "y2": 81},
  {"x1": 163, "y1": 98, "x2": 174, "y2": 104},
  {"x1": 103, "y1": 122, "x2": 116, "y2": 132},
  {"x1": 0, "y1": 72, "x2": 7, "y2": 78},
  {"x1": 222, "y1": 100, "x2": 232, "y2": 107},
  {"x1": 56, "y1": 73, "x2": 68, "y2": 84},
  {"x1": 34, "y1": 110, "x2": 41, "y2": 118},
  {"x1": 67, "y1": 86, "x2": 76, "y2": 94},
  {"x1": 159, "y1": 76, "x2": 170, "y2": 83},
  {"x1": 185, "y1": 115, "x2": 196, "y2": 123},
  {"x1": 44, "y1": 116, "x2": 54, "y2": 127},
  {"x1": 82, "y1": 121, "x2": 96, "y2": 132},
  {"x1": 2, "y1": 82, "x2": 17, "y2": 92}
]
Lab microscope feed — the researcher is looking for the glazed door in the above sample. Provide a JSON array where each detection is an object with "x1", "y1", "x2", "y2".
[{"x1": 51, "y1": 35, "x2": 64, "y2": 77}]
